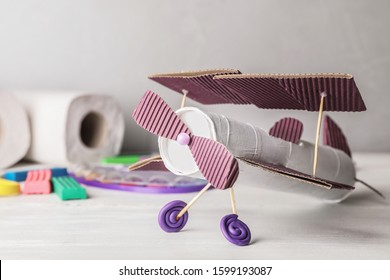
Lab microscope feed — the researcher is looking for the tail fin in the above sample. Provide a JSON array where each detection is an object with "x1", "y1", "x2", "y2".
[
  {"x1": 269, "y1": 117, "x2": 303, "y2": 144},
  {"x1": 323, "y1": 115, "x2": 352, "y2": 157}
]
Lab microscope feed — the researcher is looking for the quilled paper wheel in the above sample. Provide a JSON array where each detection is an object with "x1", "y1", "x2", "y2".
[
  {"x1": 158, "y1": 200, "x2": 188, "y2": 232},
  {"x1": 220, "y1": 214, "x2": 251, "y2": 246}
]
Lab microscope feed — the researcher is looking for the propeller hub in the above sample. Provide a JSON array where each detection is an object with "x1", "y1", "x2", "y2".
[{"x1": 177, "y1": 132, "x2": 190, "y2": 146}]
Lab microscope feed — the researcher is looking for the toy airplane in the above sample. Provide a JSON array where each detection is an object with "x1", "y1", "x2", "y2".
[{"x1": 129, "y1": 69, "x2": 381, "y2": 246}]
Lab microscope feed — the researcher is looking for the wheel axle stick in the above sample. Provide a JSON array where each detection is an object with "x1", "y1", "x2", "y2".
[
  {"x1": 176, "y1": 182, "x2": 212, "y2": 220},
  {"x1": 230, "y1": 187, "x2": 238, "y2": 215}
]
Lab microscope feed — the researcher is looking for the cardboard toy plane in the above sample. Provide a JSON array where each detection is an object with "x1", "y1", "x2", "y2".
[{"x1": 129, "y1": 69, "x2": 381, "y2": 246}]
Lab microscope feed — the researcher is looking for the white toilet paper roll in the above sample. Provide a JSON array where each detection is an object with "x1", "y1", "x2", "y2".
[
  {"x1": 0, "y1": 92, "x2": 31, "y2": 168},
  {"x1": 14, "y1": 91, "x2": 125, "y2": 165}
]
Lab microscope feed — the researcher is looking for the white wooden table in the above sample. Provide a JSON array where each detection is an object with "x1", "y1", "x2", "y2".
[{"x1": 1, "y1": 153, "x2": 389, "y2": 259}]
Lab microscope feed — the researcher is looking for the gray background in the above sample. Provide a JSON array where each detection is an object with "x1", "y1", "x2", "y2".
[{"x1": 1, "y1": 0, "x2": 389, "y2": 153}]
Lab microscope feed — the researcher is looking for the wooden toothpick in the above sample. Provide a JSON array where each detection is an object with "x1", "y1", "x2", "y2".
[
  {"x1": 313, "y1": 92, "x2": 327, "y2": 177},
  {"x1": 229, "y1": 187, "x2": 238, "y2": 215},
  {"x1": 176, "y1": 183, "x2": 212, "y2": 220},
  {"x1": 181, "y1": 89, "x2": 188, "y2": 108}
]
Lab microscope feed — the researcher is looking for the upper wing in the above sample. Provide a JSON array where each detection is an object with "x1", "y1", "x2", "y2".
[
  {"x1": 215, "y1": 73, "x2": 366, "y2": 111},
  {"x1": 149, "y1": 70, "x2": 366, "y2": 112},
  {"x1": 148, "y1": 69, "x2": 248, "y2": 104}
]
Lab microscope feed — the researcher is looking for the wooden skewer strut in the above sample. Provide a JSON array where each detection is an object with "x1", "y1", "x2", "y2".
[
  {"x1": 313, "y1": 92, "x2": 327, "y2": 177},
  {"x1": 176, "y1": 182, "x2": 212, "y2": 220},
  {"x1": 230, "y1": 187, "x2": 238, "y2": 215},
  {"x1": 181, "y1": 89, "x2": 188, "y2": 108}
]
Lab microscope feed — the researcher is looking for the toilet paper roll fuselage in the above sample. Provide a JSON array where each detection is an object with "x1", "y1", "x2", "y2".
[{"x1": 158, "y1": 107, "x2": 355, "y2": 202}]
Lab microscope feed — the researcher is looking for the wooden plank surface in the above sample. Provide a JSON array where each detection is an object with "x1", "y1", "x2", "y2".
[{"x1": 0, "y1": 153, "x2": 389, "y2": 259}]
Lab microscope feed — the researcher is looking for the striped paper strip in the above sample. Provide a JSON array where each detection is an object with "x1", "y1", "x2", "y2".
[
  {"x1": 214, "y1": 74, "x2": 366, "y2": 112},
  {"x1": 149, "y1": 69, "x2": 244, "y2": 104},
  {"x1": 214, "y1": 75, "x2": 303, "y2": 109},
  {"x1": 189, "y1": 74, "x2": 249, "y2": 104},
  {"x1": 269, "y1": 117, "x2": 303, "y2": 144},
  {"x1": 132, "y1": 90, "x2": 190, "y2": 140},
  {"x1": 189, "y1": 135, "x2": 239, "y2": 190},
  {"x1": 279, "y1": 76, "x2": 366, "y2": 111},
  {"x1": 323, "y1": 115, "x2": 352, "y2": 157}
]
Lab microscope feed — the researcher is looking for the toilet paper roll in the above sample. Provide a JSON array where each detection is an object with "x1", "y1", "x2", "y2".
[
  {"x1": 14, "y1": 91, "x2": 125, "y2": 165},
  {"x1": 0, "y1": 92, "x2": 31, "y2": 168}
]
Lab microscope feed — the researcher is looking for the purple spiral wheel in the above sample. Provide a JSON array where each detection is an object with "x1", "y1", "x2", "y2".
[
  {"x1": 220, "y1": 214, "x2": 251, "y2": 246},
  {"x1": 158, "y1": 200, "x2": 189, "y2": 232}
]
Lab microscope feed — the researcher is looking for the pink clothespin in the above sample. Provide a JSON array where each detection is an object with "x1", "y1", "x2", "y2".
[{"x1": 23, "y1": 170, "x2": 52, "y2": 194}]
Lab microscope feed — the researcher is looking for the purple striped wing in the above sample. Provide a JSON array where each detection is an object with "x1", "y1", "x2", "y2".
[
  {"x1": 215, "y1": 74, "x2": 366, "y2": 112},
  {"x1": 189, "y1": 135, "x2": 239, "y2": 190},
  {"x1": 323, "y1": 115, "x2": 352, "y2": 157},
  {"x1": 132, "y1": 90, "x2": 190, "y2": 140},
  {"x1": 269, "y1": 117, "x2": 303, "y2": 144},
  {"x1": 214, "y1": 75, "x2": 303, "y2": 109},
  {"x1": 279, "y1": 76, "x2": 366, "y2": 111},
  {"x1": 149, "y1": 69, "x2": 247, "y2": 105},
  {"x1": 189, "y1": 74, "x2": 249, "y2": 104}
]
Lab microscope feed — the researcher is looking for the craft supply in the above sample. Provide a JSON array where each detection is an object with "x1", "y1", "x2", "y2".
[
  {"x1": 176, "y1": 183, "x2": 212, "y2": 219},
  {"x1": 149, "y1": 69, "x2": 244, "y2": 104},
  {"x1": 72, "y1": 175, "x2": 207, "y2": 194},
  {"x1": 51, "y1": 167, "x2": 68, "y2": 177},
  {"x1": 52, "y1": 176, "x2": 87, "y2": 200},
  {"x1": 269, "y1": 117, "x2": 303, "y2": 144},
  {"x1": 0, "y1": 92, "x2": 30, "y2": 168},
  {"x1": 213, "y1": 73, "x2": 366, "y2": 111},
  {"x1": 3, "y1": 167, "x2": 68, "y2": 182},
  {"x1": 133, "y1": 91, "x2": 239, "y2": 190},
  {"x1": 101, "y1": 155, "x2": 140, "y2": 165},
  {"x1": 180, "y1": 90, "x2": 188, "y2": 108},
  {"x1": 3, "y1": 170, "x2": 28, "y2": 182},
  {"x1": 128, "y1": 155, "x2": 165, "y2": 171},
  {"x1": 313, "y1": 92, "x2": 327, "y2": 177},
  {"x1": 23, "y1": 170, "x2": 51, "y2": 194},
  {"x1": 0, "y1": 178, "x2": 20, "y2": 196},
  {"x1": 69, "y1": 163, "x2": 207, "y2": 194},
  {"x1": 158, "y1": 200, "x2": 188, "y2": 232},
  {"x1": 13, "y1": 91, "x2": 124, "y2": 164},
  {"x1": 156, "y1": 105, "x2": 356, "y2": 199},
  {"x1": 133, "y1": 90, "x2": 249, "y2": 246},
  {"x1": 229, "y1": 188, "x2": 237, "y2": 215},
  {"x1": 133, "y1": 69, "x2": 370, "y2": 246}
]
